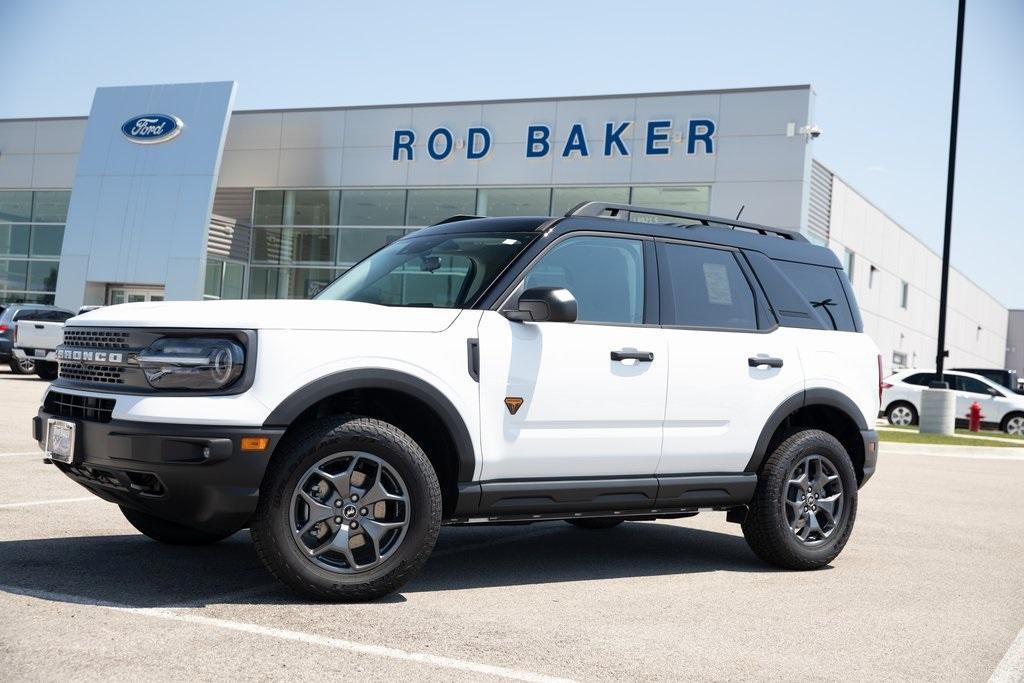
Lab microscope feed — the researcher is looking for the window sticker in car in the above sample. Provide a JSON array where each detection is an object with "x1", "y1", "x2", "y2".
[{"x1": 703, "y1": 262, "x2": 733, "y2": 306}]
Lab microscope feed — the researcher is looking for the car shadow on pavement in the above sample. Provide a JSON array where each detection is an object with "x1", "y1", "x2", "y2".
[{"x1": 0, "y1": 521, "x2": 782, "y2": 609}]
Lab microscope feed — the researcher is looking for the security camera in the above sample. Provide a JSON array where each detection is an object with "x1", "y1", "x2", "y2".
[{"x1": 800, "y1": 125, "x2": 823, "y2": 140}]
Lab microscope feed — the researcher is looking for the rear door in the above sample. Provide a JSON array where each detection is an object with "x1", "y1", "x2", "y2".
[
  {"x1": 655, "y1": 240, "x2": 804, "y2": 474},
  {"x1": 951, "y1": 373, "x2": 1006, "y2": 424}
]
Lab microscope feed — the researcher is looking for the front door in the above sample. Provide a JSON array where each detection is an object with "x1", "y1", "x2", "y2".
[
  {"x1": 477, "y1": 234, "x2": 667, "y2": 481},
  {"x1": 107, "y1": 286, "x2": 165, "y2": 304}
]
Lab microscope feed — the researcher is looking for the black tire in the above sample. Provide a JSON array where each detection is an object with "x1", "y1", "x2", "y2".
[
  {"x1": 566, "y1": 518, "x2": 625, "y2": 529},
  {"x1": 741, "y1": 429, "x2": 858, "y2": 570},
  {"x1": 885, "y1": 401, "x2": 918, "y2": 426},
  {"x1": 120, "y1": 506, "x2": 235, "y2": 545},
  {"x1": 8, "y1": 358, "x2": 36, "y2": 375},
  {"x1": 35, "y1": 361, "x2": 58, "y2": 381},
  {"x1": 251, "y1": 414, "x2": 441, "y2": 602}
]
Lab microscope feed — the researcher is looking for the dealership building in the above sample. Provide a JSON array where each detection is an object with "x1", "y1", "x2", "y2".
[{"x1": 0, "y1": 81, "x2": 1014, "y2": 375}]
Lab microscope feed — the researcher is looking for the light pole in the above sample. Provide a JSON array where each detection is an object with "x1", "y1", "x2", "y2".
[{"x1": 920, "y1": 0, "x2": 966, "y2": 434}]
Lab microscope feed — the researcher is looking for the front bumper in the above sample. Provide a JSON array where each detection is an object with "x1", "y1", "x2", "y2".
[
  {"x1": 34, "y1": 409, "x2": 284, "y2": 534},
  {"x1": 860, "y1": 428, "x2": 879, "y2": 486}
]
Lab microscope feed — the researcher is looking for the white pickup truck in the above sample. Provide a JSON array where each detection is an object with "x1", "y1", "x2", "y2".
[{"x1": 13, "y1": 309, "x2": 74, "y2": 380}]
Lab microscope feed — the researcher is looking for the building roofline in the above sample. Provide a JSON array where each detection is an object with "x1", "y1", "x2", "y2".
[
  {"x1": 0, "y1": 84, "x2": 813, "y2": 122},
  {"x1": 815, "y1": 157, "x2": 1008, "y2": 310}
]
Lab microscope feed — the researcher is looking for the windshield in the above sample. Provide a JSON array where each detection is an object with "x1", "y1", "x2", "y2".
[{"x1": 317, "y1": 232, "x2": 535, "y2": 308}]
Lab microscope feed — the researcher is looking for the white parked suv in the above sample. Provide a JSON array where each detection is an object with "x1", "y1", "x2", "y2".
[
  {"x1": 882, "y1": 369, "x2": 1024, "y2": 434},
  {"x1": 33, "y1": 202, "x2": 881, "y2": 601}
]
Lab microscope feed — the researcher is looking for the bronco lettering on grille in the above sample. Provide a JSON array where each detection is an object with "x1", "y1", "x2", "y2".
[{"x1": 56, "y1": 348, "x2": 125, "y2": 364}]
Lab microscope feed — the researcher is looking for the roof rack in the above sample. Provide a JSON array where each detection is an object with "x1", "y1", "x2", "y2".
[
  {"x1": 565, "y1": 202, "x2": 807, "y2": 242},
  {"x1": 431, "y1": 214, "x2": 484, "y2": 226}
]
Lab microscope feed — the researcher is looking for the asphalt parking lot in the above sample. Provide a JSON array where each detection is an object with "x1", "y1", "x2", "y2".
[{"x1": 2, "y1": 370, "x2": 1023, "y2": 682}]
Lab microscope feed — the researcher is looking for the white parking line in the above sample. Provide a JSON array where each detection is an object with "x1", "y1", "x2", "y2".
[
  {"x1": 0, "y1": 497, "x2": 99, "y2": 509},
  {"x1": 0, "y1": 451, "x2": 42, "y2": 458},
  {"x1": 990, "y1": 623, "x2": 1024, "y2": 682},
  {"x1": 0, "y1": 584, "x2": 575, "y2": 683}
]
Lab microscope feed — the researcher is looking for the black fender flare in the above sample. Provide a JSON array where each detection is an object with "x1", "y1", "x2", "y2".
[
  {"x1": 745, "y1": 387, "x2": 869, "y2": 473},
  {"x1": 263, "y1": 368, "x2": 476, "y2": 481}
]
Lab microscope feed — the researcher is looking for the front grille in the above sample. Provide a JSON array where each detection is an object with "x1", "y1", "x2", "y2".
[
  {"x1": 62, "y1": 329, "x2": 130, "y2": 349},
  {"x1": 44, "y1": 390, "x2": 116, "y2": 423},
  {"x1": 58, "y1": 362, "x2": 125, "y2": 385}
]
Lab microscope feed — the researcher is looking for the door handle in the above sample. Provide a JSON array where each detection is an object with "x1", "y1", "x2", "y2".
[
  {"x1": 748, "y1": 356, "x2": 784, "y2": 369},
  {"x1": 611, "y1": 350, "x2": 654, "y2": 362}
]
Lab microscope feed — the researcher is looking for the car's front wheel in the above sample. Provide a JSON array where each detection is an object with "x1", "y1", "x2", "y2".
[
  {"x1": 1003, "y1": 413, "x2": 1024, "y2": 436},
  {"x1": 252, "y1": 415, "x2": 441, "y2": 602},
  {"x1": 741, "y1": 429, "x2": 858, "y2": 570}
]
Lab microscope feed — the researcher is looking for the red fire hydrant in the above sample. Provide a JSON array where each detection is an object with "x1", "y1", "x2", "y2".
[{"x1": 967, "y1": 402, "x2": 984, "y2": 432}]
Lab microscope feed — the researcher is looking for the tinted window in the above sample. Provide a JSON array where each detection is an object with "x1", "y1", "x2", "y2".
[
  {"x1": 903, "y1": 373, "x2": 936, "y2": 386},
  {"x1": 523, "y1": 236, "x2": 644, "y2": 324},
  {"x1": 774, "y1": 261, "x2": 857, "y2": 332},
  {"x1": 955, "y1": 375, "x2": 996, "y2": 395},
  {"x1": 659, "y1": 242, "x2": 757, "y2": 330}
]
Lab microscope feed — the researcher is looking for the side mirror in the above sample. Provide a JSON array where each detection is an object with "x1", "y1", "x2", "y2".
[
  {"x1": 503, "y1": 287, "x2": 578, "y2": 323},
  {"x1": 987, "y1": 387, "x2": 1001, "y2": 397}
]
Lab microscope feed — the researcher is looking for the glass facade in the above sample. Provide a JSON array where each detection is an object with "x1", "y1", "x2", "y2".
[
  {"x1": 240, "y1": 185, "x2": 710, "y2": 299},
  {"x1": 0, "y1": 190, "x2": 69, "y2": 305}
]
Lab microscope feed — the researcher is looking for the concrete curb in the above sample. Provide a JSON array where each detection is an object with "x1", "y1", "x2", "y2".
[{"x1": 881, "y1": 441, "x2": 1024, "y2": 460}]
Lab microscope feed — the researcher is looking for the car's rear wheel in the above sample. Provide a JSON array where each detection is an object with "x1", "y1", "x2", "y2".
[
  {"x1": 886, "y1": 402, "x2": 917, "y2": 426},
  {"x1": 1003, "y1": 413, "x2": 1024, "y2": 436},
  {"x1": 120, "y1": 506, "x2": 236, "y2": 545},
  {"x1": 566, "y1": 517, "x2": 625, "y2": 530},
  {"x1": 252, "y1": 415, "x2": 441, "y2": 602},
  {"x1": 8, "y1": 358, "x2": 36, "y2": 375},
  {"x1": 741, "y1": 429, "x2": 858, "y2": 570}
]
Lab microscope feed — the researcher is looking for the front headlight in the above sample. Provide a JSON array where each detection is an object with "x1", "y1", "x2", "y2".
[{"x1": 138, "y1": 337, "x2": 244, "y2": 390}]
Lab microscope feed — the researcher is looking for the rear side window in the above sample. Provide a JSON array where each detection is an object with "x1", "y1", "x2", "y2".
[
  {"x1": 658, "y1": 242, "x2": 758, "y2": 330},
  {"x1": 774, "y1": 261, "x2": 857, "y2": 332},
  {"x1": 954, "y1": 375, "x2": 998, "y2": 395},
  {"x1": 904, "y1": 373, "x2": 936, "y2": 386}
]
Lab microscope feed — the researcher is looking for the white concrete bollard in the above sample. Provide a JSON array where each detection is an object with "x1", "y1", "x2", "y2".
[{"x1": 919, "y1": 387, "x2": 956, "y2": 435}]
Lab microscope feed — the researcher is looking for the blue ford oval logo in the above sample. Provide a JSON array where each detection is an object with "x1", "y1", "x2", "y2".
[{"x1": 121, "y1": 114, "x2": 183, "y2": 144}]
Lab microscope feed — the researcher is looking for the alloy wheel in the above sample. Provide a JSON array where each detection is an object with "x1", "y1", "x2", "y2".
[
  {"x1": 17, "y1": 358, "x2": 35, "y2": 373},
  {"x1": 1007, "y1": 416, "x2": 1024, "y2": 436},
  {"x1": 889, "y1": 405, "x2": 914, "y2": 426},
  {"x1": 783, "y1": 454, "x2": 844, "y2": 545},
  {"x1": 289, "y1": 451, "x2": 410, "y2": 573}
]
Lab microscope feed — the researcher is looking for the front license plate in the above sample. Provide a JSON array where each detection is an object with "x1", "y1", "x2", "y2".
[
  {"x1": 33, "y1": 349, "x2": 46, "y2": 357},
  {"x1": 45, "y1": 419, "x2": 76, "y2": 464}
]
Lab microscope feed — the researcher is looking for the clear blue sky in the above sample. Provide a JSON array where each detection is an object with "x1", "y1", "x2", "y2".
[{"x1": 1, "y1": 0, "x2": 1020, "y2": 307}]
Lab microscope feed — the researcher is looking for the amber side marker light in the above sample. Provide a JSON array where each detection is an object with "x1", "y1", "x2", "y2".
[{"x1": 241, "y1": 436, "x2": 270, "y2": 452}]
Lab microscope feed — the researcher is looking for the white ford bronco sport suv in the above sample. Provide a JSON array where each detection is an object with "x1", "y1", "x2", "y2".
[{"x1": 34, "y1": 202, "x2": 880, "y2": 601}]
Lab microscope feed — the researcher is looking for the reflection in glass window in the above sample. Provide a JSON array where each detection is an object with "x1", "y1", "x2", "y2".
[
  {"x1": 204, "y1": 259, "x2": 224, "y2": 298},
  {"x1": 0, "y1": 224, "x2": 30, "y2": 256},
  {"x1": 30, "y1": 225, "x2": 64, "y2": 257},
  {"x1": 338, "y1": 228, "x2": 405, "y2": 265},
  {"x1": 659, "y1": 243, "x2": 757, "y2": 330},
  {"x1": 477, "y1": 188, "x2": 551, "y2": 217},
  {"x1": 254, "y1": 191, "x2": 284, "y2": 225},
  {"x1": 248, "y1": 267, "x2": 279, "y2": 299},
  {"x1": 287, "y1": 190, "x2": 339, "y2": 225},
  {"x1": 0, "y1": 192, "x2": 32, "y2": 222},
  {"x1": 247, "y1": 267, "x2": 336, "y2": 299},
  {"x1": 775, "y1": 261, "x2": 857, "y2": 332},
  {"x1": 550, "y1": 187, "x2": 630, "y2": 216},
  {"x1": 253, "y1": 228, "x2": 336, "y2": 264},
  {"x1": 341, "y1": 190, "x2": 406, "y2": 225},
  {"x1": 406, "y1": 189, "x2": 477, "y2": 226},
  {"x1": 629, "y1": 186, "x2": 710, "y2": 222},
  {"x1": 0, "y1": 260, "x2": 29, "y2": 290},
  {"x1": 31, "y1": 191, "x2": 71, "y2": 222},
  {"x1": 27, "y1": 261, "x2": 59, "y2": 291},
  {"x1": 222, "y1": 262, "x2": 245, "y2": 299},
  {"x1": 523, "y1": 236, "x2": 644, "y2": 324}
]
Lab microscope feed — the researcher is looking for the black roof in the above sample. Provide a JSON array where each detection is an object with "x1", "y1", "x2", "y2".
[{"x1": 412, "y1": 213, "x2": 841, "y2": 268}]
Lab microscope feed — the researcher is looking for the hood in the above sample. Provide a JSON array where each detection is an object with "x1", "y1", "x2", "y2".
[{"x1": 69, "y1": 299, "x2": 462, "y2": 333}]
